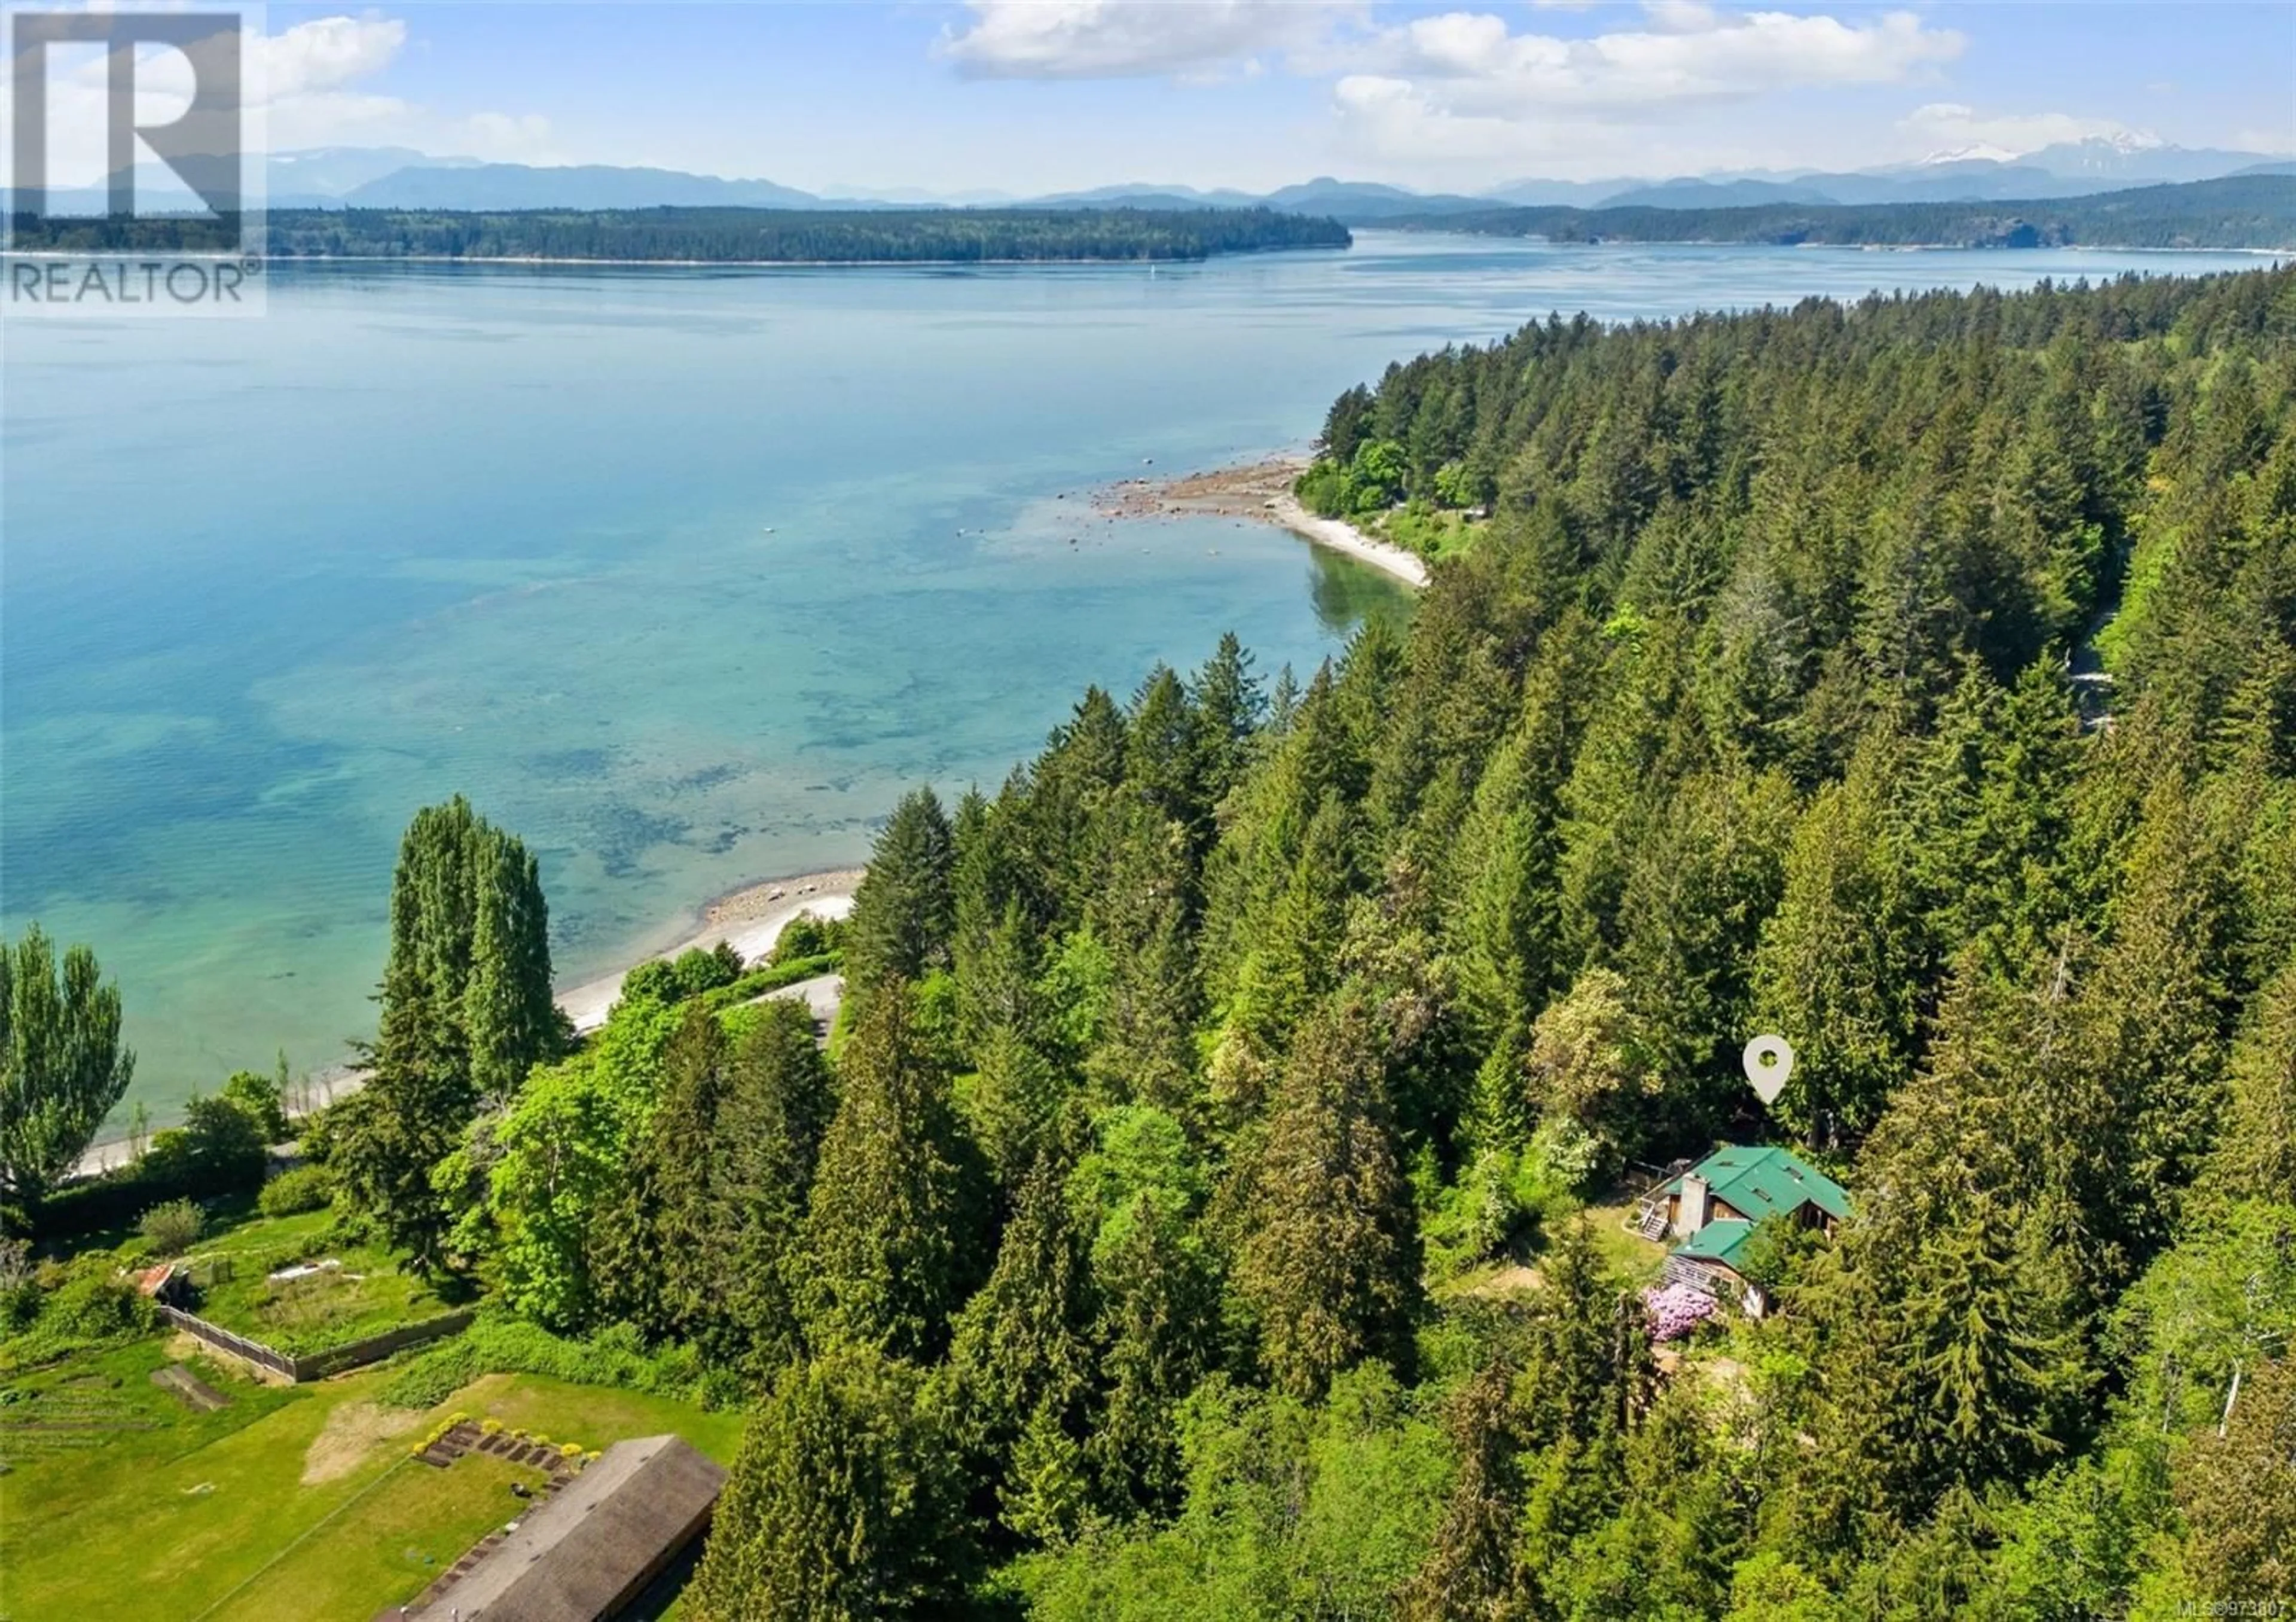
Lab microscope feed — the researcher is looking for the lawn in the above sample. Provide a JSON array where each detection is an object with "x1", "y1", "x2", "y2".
[
  {"x1": 1583, "y1": 1196, "x2": 1670, "y2": 1285},
  {"x1": 164, "y1": 1206, "x2": 472, "y2": 1357},
  {"x1": 209, "y1": 1450, "x2": 549, "y2": 1622},
  {"x1": 0, "y1": 1336, "x2": 741, "y2": 1622},
  {"x1": 446, "y1": 1372, "x2": 746, "y2": 1464}
]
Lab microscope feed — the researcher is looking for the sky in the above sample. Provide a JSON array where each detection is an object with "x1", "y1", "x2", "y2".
[{"x1": 28, "y1": 2, "x2": 2296, "y2": 194}]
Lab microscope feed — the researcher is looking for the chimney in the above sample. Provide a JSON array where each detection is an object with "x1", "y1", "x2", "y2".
[{"x1": 1677, "y1": 1172, "x2": 1708, "y2": 1237}]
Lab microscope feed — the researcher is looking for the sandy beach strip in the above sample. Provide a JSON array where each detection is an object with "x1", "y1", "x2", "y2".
[
  {"x1": 555, "y1": 867, "x2": 863, "y2": 1033},
  {"x1": 1092, "y1": 456, "x2": 1429, "y2": 589},
  {"x1": 70, "y1": 867, "x2": 865, "y2": 1180}
]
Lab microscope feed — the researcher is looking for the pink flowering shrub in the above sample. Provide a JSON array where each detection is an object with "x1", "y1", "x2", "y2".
[{"x1": 1642, "y1": 1282, "x2": 1719, "y2": 1343}]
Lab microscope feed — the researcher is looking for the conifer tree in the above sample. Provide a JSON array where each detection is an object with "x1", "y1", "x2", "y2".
[
  {"x1": 1081, "y1": 800, "x2": 1201, "y2": 1115},
  {"x1": 597, "y1": 1005, "x2": 725, "y2": 1341},
  {"x1": 946, "y1": 1152, "x2": 1096, "y2": 1536},
  {"x1": 1025, "y1": 687, "x2": 1131, "y2": 922},
  {"x1": 951, "y1": 782, "x2": 1050, "y2": 1060},
  {"x1": 1751, "y1": 743, "x2": 1926, "y2": 1140},
  {"x1": 799, "y1": 984, "x2": 982, "y2": 1361},
  {"x1": 2081, "y1": 772, "x2": 2239, "y2": 1258},
  {"x1": 844, "y1": 788, "x2": 955, "y2": 992},
  {"x1": 1611, "y1": 766, "x2": 1796, "y2": 1135},
  {"x1": 1232, "y1": 995, "x2": 1419, "y2": 1397},
  {"x1": 1445, "y1": 681, "x2": 1571, "y2": 1060},
  {"x1": 1123, "y1": 664, "x2": 1200, "y2": 836},
  {"x1": 688, "y1": 1346, "x2": 967, "y2": 1621},
  {"x1": 1904, "y1": 661, "x2": 2079, "y2": 978},
  {"x1": 2197, "y1": 959, "x2": 2296, "y2": 1208},
  {"x1": 1189, "y1": 632, "x2": 1264, "y2": 827},
  {"x1": 1088, "y1": 1191, "x2": 1217, "y2": 1517},
  {"x1": 703, "y1": 997, "x2": 837, "y2": 1371},
  {"x1": 1400, "y1": 1355, "x2": 1526, "y2": 1621},
  {"x1": 2171, "y1": 1352, "x2": 2296, "y2": 1601}
]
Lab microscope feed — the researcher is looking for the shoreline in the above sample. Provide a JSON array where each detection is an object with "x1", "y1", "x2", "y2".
[
  {"x1": 71, "y1": 865, "x2": 864, "y2": 1180},
  {"x1": 1095, "y1": 455, "x2": 1430, "y2": 588},
  {"x1": 71, "y1": 453, "x2": 1410, "y2": 1181},
  {"x1": 554, "y1": 867, "x2": 863, "y2": 1033}
]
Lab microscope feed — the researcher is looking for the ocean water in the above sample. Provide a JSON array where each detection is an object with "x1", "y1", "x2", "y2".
[{"x1": 1, "y1": 233, "x2": 2271, "y2": 1118}]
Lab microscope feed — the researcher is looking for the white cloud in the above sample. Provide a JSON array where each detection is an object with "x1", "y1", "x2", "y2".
[
  {"x1": 1325, "y1": 4, "x2": 1963, "y2": 172},
  {"x1": 1355, "y1": 6, "x2": 1961, "y2": 117},
  {"x1": 1897, "y1": 102, "x2": 2156, "y2": 158},
  {"x1": 12, "y1": 13, "x2": 560, "y2": 184},
  {"x1": 940, "y1": 0, "x2": 1360, "y2": 80},
  {"x1": 257, "y1": 15, "x2": 408, "y2": 100}
]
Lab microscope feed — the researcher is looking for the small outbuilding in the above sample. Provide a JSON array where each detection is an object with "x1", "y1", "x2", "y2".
[
  {"x1": 404, "y1": 1434, "x2": 725, "y2": 1621},
  {"x1": 133, "y1": 1261, "x2": 191, "y2": 1307}
]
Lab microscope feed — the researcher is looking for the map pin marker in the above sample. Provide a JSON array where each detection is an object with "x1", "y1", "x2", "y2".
[{"x1": 1743, "y1": 1035, "x2": 1794, "y2": 1107}]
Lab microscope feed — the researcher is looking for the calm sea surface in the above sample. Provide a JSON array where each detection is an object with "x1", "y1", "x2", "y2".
[{"x1": 1, "y1": 233, "x2": 2271, "y2": 1118}]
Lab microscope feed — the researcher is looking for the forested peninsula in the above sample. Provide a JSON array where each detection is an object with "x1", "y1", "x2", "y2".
[
  {"x1": 9, "y1": 205, "x2": 1351, "y2": 263},
  {"x1": 8, "y1": 266, "x2": 2295, "y2": 1619},
  {"x1": 1394, "y1": 172, "x2": 2296, "y2": 250}
]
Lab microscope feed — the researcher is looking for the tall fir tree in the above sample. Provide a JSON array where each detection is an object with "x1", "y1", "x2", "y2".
[
  {"x1": 945, "y1": 1151, "x2": 1098, "y2": 1540},
  {"x1": 1231, "y1": 994, "x2": 1421, "y2": 1398},
  {"x1": 799, "y1": 984, "x2": 984, "y2": 1361},
  {"x1": 688, "y1": 1346, "x2": 968, "y2": 1621}
]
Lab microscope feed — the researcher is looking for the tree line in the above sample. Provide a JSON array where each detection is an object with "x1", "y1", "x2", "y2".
[
  {"x1": 7, "y1": 206, "x2": 1351, "y2": 263},
  {"x1": 1393, "y1": 173, "x2": 2296, "y2": 251}
]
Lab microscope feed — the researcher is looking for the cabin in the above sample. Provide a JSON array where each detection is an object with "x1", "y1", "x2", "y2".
[
  {"x1": 1636, "y1": 1144, "x2": 1851, "y2": 1319},
  {"x1": 399, "y1": 1434, "x2": 725, "y2": 1621}
]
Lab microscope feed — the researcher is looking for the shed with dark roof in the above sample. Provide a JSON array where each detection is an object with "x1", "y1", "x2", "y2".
[{"x1": 402, "y1": 1434, "x2": 725, "y2": 1621}]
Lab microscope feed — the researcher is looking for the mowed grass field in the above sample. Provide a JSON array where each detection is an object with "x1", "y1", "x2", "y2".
[{"x1": 0, "y1": 1339, "x2": 744, "y2": 1622}]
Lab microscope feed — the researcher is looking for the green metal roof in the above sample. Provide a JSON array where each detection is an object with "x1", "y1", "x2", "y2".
[
  {"x1": 1665, "y1": 1144, "x2": 1852, "y2": 1225},
  {"x1": 1675, "y1": 1219, "x2": 1755, "y2": 1267}
]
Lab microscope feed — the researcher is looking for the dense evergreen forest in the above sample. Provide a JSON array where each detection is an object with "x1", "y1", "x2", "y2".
[
  {"x1": 6, "y1": 205, "x2": 1349, "y2": 262},
  {"x1": 439, "y1": 264, "x2": 2289, "y2": 1615},
  {"x1": 1393, "y1": 173, "x2": 2296, "y2": 250},
  {"x1": 12, "y1": 266, "x2": 2294, "y2": 1618}
]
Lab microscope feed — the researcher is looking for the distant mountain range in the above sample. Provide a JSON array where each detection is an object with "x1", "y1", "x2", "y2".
[{"x1": 10, "y1": 138, "x2": 2288, "y2": 225}]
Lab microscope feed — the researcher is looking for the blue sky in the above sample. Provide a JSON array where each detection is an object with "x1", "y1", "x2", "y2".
[{"x1": 239, "y1": 2, "x2": 2296, "y2": 193}]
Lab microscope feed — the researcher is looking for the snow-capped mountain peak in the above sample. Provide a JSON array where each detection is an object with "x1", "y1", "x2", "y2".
[{"x1": 1918, "y1": 144, "x2": 2022, "y2": 167}]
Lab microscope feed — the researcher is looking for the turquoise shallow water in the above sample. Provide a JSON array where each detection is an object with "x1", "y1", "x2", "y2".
[{"x1": 1, "y1": 234, "x2": 2271, "y2": 1118}]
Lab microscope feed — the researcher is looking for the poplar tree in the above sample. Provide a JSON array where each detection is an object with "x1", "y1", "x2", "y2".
[
  {"x1": 0, "y1": 926, "x2": 134, "y2": 1206},
  {"x1": 465, "y1": 827, "x2": 558, "y2": 1105},
  {"x1": 338, "y1": 797, "x2": 554, "y2": 1270}
]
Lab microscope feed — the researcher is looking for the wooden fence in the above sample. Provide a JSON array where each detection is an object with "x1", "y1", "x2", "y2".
[{"x1": 156, "y1": 1305, "x2": 474, "y2": 1383}]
